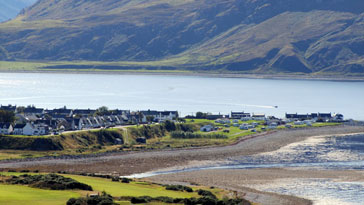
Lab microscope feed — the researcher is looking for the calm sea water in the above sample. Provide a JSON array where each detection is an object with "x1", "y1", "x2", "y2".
[
  {"x1": 1, "y1": 72, "x2": 364, "y2": 204},
  {"x1": 0, "y1": 72, "x2": 364, "y2": 120},
  {"x1": 129, "y1": 134, "x2": 364, "y2": 205}
]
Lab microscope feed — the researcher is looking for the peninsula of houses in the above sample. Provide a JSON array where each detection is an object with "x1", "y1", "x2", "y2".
[{"x1": 0, "y1": 104, "x2": 345, "y2": 136}]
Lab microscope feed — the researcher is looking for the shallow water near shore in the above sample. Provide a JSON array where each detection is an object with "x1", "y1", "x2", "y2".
[{"x1": 132, "y1": 133, "x2": 364, "y2": 204}]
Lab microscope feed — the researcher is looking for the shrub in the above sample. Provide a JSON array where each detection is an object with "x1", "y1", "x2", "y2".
[
  {"x1": 217, "y1": 198, "x2": 251, "y2": 205},
  {"x1": 197, "y1": 196, "x2": 218, "y2": 205},
  {"x1": 120, "y1": 194, "x2": 251, "y2": 205},
  {"x1": 163, "y1": 120, "x2": 176, "y2": 132},
  {"x1": 111, "y1": 177, "x2": 119, "y2": 182},
  {"x1": 165, "y1": 184, "x2": 193, "y2": 192},
  {"x1": 120, "y1": 177, "x2": 132, "y2": 183},
  {"x1": 67, "y1": 192, "x2": 115, "y2": 205},
  {"x1": 130, "y1": 196, "x2": 152, "y2": 204},
  {"x1": 6, "y1": 174, "x2": 93, "y2": 191},
  {"x1": 197, "y1": 189, "x2": 217, "y2": 199},
  {"x1": 154, "y1": 196, "x2": 175, "y2": 203}
]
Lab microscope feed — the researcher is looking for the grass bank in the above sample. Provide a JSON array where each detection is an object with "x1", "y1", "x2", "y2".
[
  {"x1": 0, "y1": 172, "x2": 230, "y2": 205},
  {"x1": 0, "y1": 120, "x2": 342, "y2": 160}
]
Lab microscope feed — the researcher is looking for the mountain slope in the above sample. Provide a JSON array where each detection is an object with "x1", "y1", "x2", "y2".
[
  {"x1": 0, "y1": 0, "x2": 37, "y2": 22},
  {"x1": 0, "y1": 0, "x2": 364, "y2": 75}
]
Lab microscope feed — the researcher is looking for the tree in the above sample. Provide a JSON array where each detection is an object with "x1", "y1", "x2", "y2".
[
  {"x1": 146, "y1": 115, "x2": 154, "y2": 123},
  {"x1": 137, "y1": 112, "x2": 144, "y2": 123},
  {"x1": 164, "y1": 120, "x2": 176, "y2": 132},
  {"x1": 196, "y1": 112, "x2": 207, "y2": 119},
  {"x1": 0, "y1": 110, "x2": 15, "y2": 124},
  {"x1": 16, "y1": 106, "x2": 25, "y2": 113},
  {"x1": 95, "y1": 106, "x2": 110, "y2": 116}
]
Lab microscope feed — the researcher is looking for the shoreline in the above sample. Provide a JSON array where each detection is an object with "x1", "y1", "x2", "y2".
[
  {"x1": 1, "y1": 126, "x2": 363, "y2": 174},
  {"x1": 1, "y1": 126, "x2": 364, "y2": 204},
  {"x1": 148, "y1": 168, "x2": 364, "y2": 205},
  {"x1": 1, "y1": 69, "x2": 364, "y2": 82}
]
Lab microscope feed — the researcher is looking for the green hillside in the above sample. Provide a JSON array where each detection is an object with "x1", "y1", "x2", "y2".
[{"x1": 0, "y1": 0, "x2": 363, "y2": 76}]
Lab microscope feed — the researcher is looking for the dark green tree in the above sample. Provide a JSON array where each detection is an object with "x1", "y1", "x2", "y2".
[
  {"x1": 196, "y1": 112, "x2": 207, "y2": 119},
  {"x1": 164, "y1": 120, "x2": 176, "y2": 132},
  {"x1": 16, "y1": 106, "x2": 25, "y2": 113},
  {"x1": 0, "y1": 110, "x2": 15, "y2": 124},
  {"x1": 95, "y1": 106, "x2": 110, "y2": 116}
]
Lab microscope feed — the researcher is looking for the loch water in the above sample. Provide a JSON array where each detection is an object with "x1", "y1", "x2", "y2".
[{"x1": 1, "y1": 72, "x2": 364, "y2": 120}]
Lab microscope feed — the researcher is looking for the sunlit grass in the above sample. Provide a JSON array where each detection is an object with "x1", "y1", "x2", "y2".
[{"x1": 0, "y1": 184, "x2": 80, "y2": 205}]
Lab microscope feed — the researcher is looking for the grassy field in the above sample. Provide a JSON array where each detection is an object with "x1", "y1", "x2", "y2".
[
  {"x1": 64, "y1": 175, "x2": 205, "y2": 198},
  {"x1": 146, "y1": 119, "x2": 265, "y2": 149},
  {"x1": 0, "y1": 172, "x2": 227, "y2": 204},
  {"x1": 186, "y1": 119, "x2": 264, "y2": 139},
  {"x1": 0, "y1": 60, "x2": 193, "y2": 73},
  {"x1": 0, "y1": 184, "x2": 80, "y2": 205},
  {"x1": 0, "y1": 150, "x2": 50, "y2": 160}
]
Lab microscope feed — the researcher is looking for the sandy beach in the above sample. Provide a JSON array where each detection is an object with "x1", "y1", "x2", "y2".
[{"x1": 148, "y1": 168, "x2": 364, "y2": 205}]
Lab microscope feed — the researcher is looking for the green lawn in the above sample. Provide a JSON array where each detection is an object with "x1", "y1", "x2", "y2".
[
  {"x1": 0, "y1": 172, "x2": 226, "y2": 204},
  {"x1": 0, "y1": 184, "x2": 80, "y2": 205},
  {"x1": 64, "y1": 175, "x2": 199, "y2": 198},
  {"x1": 185, "y1": 119, "x2": 264, "y2": 140}
]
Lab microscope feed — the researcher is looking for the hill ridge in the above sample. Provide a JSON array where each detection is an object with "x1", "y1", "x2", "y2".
[{"x1": 0, "y1": 0, "x2": 363, "y2": 75}]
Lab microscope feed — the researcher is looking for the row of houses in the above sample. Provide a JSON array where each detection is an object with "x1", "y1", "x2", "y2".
[
  {"x1": 0, "y1": 105, "x2": 179, "y2": 136},
  {"x1": 0, "y1": 123, "x2": 48, "y2": 136},
  {"x1": 285, "y1": 113, "x2": 344, "y2": 121}
]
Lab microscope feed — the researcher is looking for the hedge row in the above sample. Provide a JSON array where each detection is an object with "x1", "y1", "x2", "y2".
[{"x1": 6, "y1": 174, "x2": 92, "y2": 191}]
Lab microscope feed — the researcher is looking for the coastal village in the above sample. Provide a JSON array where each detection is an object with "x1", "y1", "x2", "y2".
[{"x1": 0, "y1": 104, "x2": 345, "y2": 136}]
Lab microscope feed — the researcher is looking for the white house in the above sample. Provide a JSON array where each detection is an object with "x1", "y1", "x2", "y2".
[
  {"x1": 0, "y1": 123, "x2": 13, "y2": 135},
  {"x1": 155, "y1": 111, "x2": 178, "y2": 121},
  {"x1": 13, "y1": 123, "x2": 49, "y2": 136},
  {"x1": 140, "y1": 110, "x2": 178, "y2": 122},
  {"x1": 23, "y1": 123, "x2": 38, "y2": 136},
  {"x1": 34, "y1": 124, "x2": 49, "y2": 135}
]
